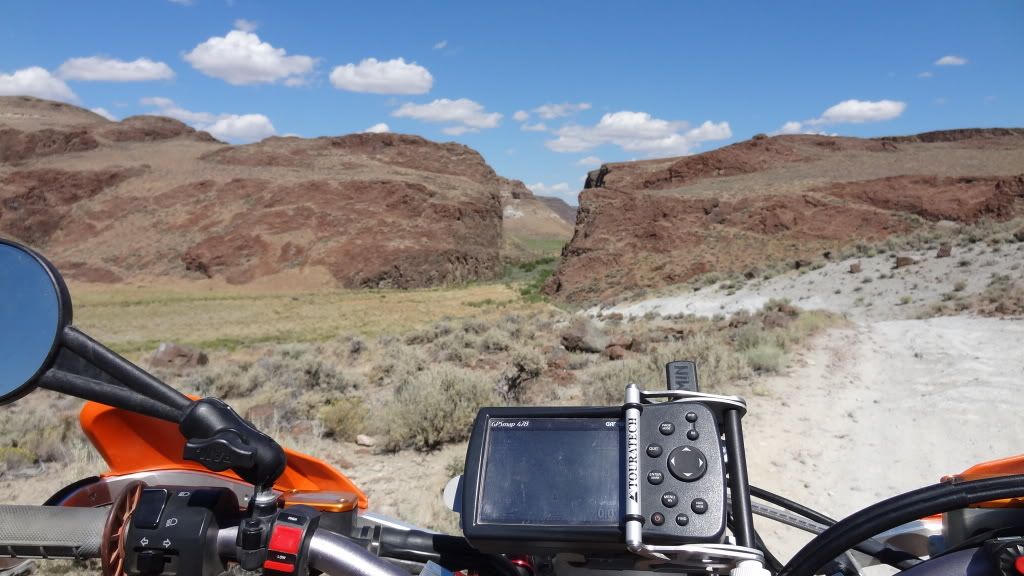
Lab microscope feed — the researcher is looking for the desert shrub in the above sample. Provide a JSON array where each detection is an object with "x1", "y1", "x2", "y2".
[
  {"x1": 581, "y1": 357, "x2": 656, "y2": 405},
  {"x1": 348, "y1": 337, "x2": 366, "y2": 357},
  {"x1": 319, "y1": 395, "x2": 367, "y2": 441},
  {"x1": 183, "y1": 363, "x2": 251, "y2": 398},
  {"x1": 248, "y1": 350, "x2": 356, "y2": 394},
  {"x1": 376, "y1": 366, "x2": 498, "y2": 451},
  {"x1": 477, "y1": 328, "x2": 512, "y2": 353},
  {"x1": 499, "y1": 347, "x2": 545, "y2": 401},
  {"x1": 371, "y1": 343, "x2": 428, "y2": 386},
  {"x1": 743, "y1": 343, "x2": 785, "y2": 373}
]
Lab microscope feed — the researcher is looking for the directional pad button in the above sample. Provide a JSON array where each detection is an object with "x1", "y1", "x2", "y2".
[{"x1": 667, "y1": 446, "x2": 707, "y2": 482}]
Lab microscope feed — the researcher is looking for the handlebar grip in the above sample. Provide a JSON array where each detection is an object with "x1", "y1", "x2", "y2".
[{"x1": 0, "y1": 505, "x2": 107, "y2": 559}]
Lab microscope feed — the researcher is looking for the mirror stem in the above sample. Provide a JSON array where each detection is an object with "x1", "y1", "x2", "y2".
[
  {"x1": 61, "y1": 327, "x2": 193, "y2": 413},
  {"x1": 38, "y1": 370, "x2": 184, "y2": 422}
]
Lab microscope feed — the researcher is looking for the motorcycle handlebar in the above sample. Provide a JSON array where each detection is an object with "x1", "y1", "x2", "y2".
[
  {"x1": 219, "y1": 526, "x2": 410, "y2": 576},
  {"x1": 0, "y1": 505, "x2": 107, "y2": 560},
  {"x1": 0, "y1": 505, "x2": 408, "y2": 576}
]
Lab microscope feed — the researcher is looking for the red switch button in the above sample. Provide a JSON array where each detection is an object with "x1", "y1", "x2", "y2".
[
  {"x1": 1014, "y1": 555, "x2": 1024, "y2": 574},
  {"x1": 269, "y1": 525, "x2": 303, "y2": 555}
]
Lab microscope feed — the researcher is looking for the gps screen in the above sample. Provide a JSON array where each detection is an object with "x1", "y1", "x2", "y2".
[{"x1": 477, "y1": 418, "x2": 623, "y2": 526}]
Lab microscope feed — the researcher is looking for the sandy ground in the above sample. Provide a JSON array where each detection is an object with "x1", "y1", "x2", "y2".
[
  {"x1": 601, "y1": 242, "x2": 1024, "y2": 322},
  {"x1": 743, "y1": 317, "x2": 1024, "y2": 562}
]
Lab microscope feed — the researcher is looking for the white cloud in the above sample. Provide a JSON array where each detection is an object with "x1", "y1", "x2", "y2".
[
  {"x1": 0, "y1": 67, "x2": 77, "y2": 102},
  {"x1": 184, "y1": 30, "x2": 315, "y2": 85},
  {"x1": 442, "y1": 126, "x2": 473, "y2": 136},
  {"x1": 330, "y1": 57, "x2": 432, "y2": 94},
  {"x1": 774, "y1": 121, "x2": 805, "y2": 135},
  {"x1": 811, "y1": 99, "x2": 906, "y2": 124},
  {"x1": 527, "y1": 182, "x2": 571, "y2": 194},
  {"x1": 168, "y1": 0, "x2": 193, "y2": 5},
  {"x1": 433, "y1": 40, "x2": 448, "y2": 50},
  {"x1": 546, "y1": 111, "x2": 731, "y2": 156},
  {"x1": 140, "y1": 97, "x2": 275, "y2": 143},
  {"x1": 917, "y1": 71, "x2": 934, "y2": 78},
  {"x1": 233, "y1": 18, "x2": 258, "y2": 32},
  {"x1": 577, "y1": 155, "x2": 602, "y2": 167},
  {"x1": 392, "y1": 98, "x2": 502, "y2": 134},
  {"x1": 521, "y1": 122, "x2": 547, "y2": 132},
  {"x1": 364, "y1": 122, "x2": 390, "y2": 133},
  {"x1": 513, "y1": 110, "x2": 529, "y2": 122},
  {"x1": 935, "y1": 55, "x2": 968, "y2": 66},
  {"x1": 205, "y1": 114, "x2": 275, "y2": 142},
  {"x1": 534, "y1": 102, "x2": 591, "y2": 119},
  {"x1": 90, "y1": 107, "x2": 116, "y2": 121},
  {"x1": 58, "y1": 57, "x2": 174, "y2": 82}
]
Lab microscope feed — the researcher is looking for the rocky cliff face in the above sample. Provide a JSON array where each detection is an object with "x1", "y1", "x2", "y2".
[
  {"x1": 548, "y1": 129, "x2": 1024, "y2": 302},
  {"x1": 0, "y1": 96, "x2": 505, "y2": 288}
]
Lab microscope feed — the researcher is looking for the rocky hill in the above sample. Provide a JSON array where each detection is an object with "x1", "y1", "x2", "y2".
[
  {"x1": 0, "y1": 96, "x2": 562, "y2": 288},
  {"x1": 548, "y1": 129, "x2": 1024, "y2": 302}
]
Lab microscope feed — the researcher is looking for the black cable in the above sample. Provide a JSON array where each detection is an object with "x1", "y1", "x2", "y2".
[
  {"x1": 780, "y1": 474, "x2": 1024, "y2": 576},
  {"x1": 749, "y1": 485, "x2": 921, "y2": 571},
  {"x1": 750, "y1": 485, "x2": 836, "y2": 526}
]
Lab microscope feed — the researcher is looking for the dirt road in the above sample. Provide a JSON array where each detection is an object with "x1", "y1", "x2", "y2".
[{"x1": 742, "y1": 317, "x2": 1024, "y2": 561}]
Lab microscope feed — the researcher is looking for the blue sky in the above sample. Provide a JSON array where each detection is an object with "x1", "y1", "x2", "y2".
[{"x1": 2, "y1": 1, "x2": 1022, "y2": 205}]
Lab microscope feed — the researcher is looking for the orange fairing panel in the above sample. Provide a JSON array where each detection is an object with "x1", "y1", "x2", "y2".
[
  {"x1": 79, "y1": 401, "x2": 368, "y2": 510},
  {"x1": 943, "y1": 453, "x2": 1024, "y2": 508}
]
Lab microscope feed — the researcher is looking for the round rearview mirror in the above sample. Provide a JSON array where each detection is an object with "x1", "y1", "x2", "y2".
[{"x1": 0, "y1": 239, "x2": 72, "y2": 404}]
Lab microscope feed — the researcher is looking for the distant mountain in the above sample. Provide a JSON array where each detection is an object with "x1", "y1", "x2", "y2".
[
  {"x1": 536, "y1": 196, "x2": 577, "y2": 225},
  {"x1": 497, "y1": 177, "x2": 573, "y2": 261},
  {"x1": 547, "y1": 129, "x2": 1024, "y2": 302}
]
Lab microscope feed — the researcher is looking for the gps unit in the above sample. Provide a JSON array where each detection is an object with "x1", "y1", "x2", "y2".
[{"x1": 460, "y1": 385, "x2": 751, "y2": 558}]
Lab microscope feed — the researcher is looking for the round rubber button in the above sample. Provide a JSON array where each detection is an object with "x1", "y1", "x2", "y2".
[
  {"x1": 647, "y1": 471, "x2": 664, "y2": 485},
  {"x1": 686, "y1": 429, "x2": 699, "y2": 441},
  {"x1": 685, "y1": 412, "x2": 698, "y2": 423},
  {"x1": 646, "y1": 444, "x2": 663, "y2": 457},
  {"x1": 667, "y1": 446, "x2": 708, "y2": 482},
  {"x1": 691, "y1": 498, "x2": 708, "y2": 514},
  {"x1": 659, "y1": 422, "x2": 675, "y2": 435},
  {"x1": 661, "y1": 492, "x2": 678, "y2": 508},
  {"x1": 675, "y1": 513, "x2": 689, "y2": 526},
  {"x1": 651, "y1": 512, "x2": 665, "y2": 526}
]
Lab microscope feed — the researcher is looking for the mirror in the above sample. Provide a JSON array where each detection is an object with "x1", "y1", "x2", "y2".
[{"x1": 0, "y1": 239, "x2": 71, "y2": 403}]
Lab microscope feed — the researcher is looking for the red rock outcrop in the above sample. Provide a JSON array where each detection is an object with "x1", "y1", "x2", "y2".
[
  {"x1": 0, "y1": 96, "x2": 507, "y2": 288},
  {"x1": 548, "y1": 129, "x2": 1024, "y2": 302}
]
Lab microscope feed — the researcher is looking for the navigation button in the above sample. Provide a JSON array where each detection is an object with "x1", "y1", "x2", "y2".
[
  {"x1": 667, "y1": 446, "x2": 707, "y2": 482},
  {"x1": 661, "y1": 492, "x2": 678, "y2": 508}
]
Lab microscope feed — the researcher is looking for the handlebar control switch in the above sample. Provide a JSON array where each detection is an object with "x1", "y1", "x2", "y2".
[
  {"x1": 125, "y1": 486, "x2": 240, "y2": 576},
  {"x1": 263, "y1": 506, "x2": 321, "y2": 576}
]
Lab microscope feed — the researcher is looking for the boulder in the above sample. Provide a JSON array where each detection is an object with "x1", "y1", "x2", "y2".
[
  {"x1": 1014, "y1": 229, "x2": 1024, "y2": 243},
  {"x1": 849, "y1": 262, "x2": 862, "y2": 274},
  {"x1": 560, "y1": 317, "x2": 609, "y2": 353},
  {"x1": 894, "y1": 256, "x2": 916, "y2": 268},
  {"x1": 936, "y1": 243, "x2": 952, "y2": 258},
  {"x1": 356, "y1": 434, "x2": 376, "y2": 447},
  {"x1": 150, "y1": 342, "x2": 208, "y2": 368},
  {"x1": 605, "y1": 345, "x2": 627, "y2": 361}
]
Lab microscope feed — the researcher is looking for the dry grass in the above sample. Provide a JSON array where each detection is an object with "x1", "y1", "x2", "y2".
[{"x1": 69, "y1": 282, "x2": 542, "y2": 356}]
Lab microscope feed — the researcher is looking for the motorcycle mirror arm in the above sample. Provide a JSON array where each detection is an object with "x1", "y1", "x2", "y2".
[
  {"x1": 60, "y1": 326, "x2": 194, "y2": 413},
  {"x1": 38, "y1": 369, "x2": 185, "y2": 422},
  {"x1": 52, "y1": 326, "x2": 287, "y2": 492}
]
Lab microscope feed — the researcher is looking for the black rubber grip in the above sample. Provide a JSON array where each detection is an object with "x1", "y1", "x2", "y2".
[{"x1": 0, "y1": 505, "x2": 107, "y2": 559}]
